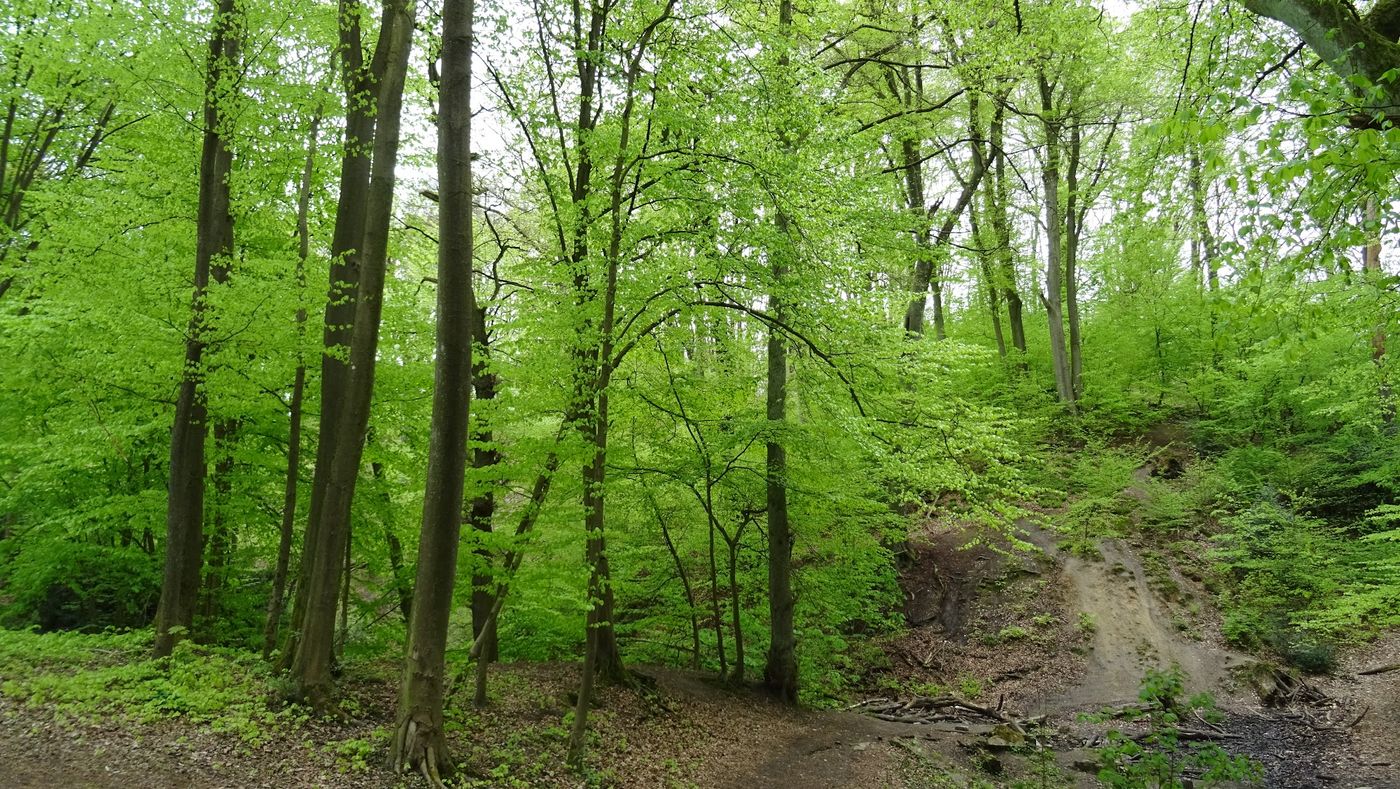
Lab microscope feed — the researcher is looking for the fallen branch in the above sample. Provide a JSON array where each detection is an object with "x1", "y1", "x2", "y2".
[{"x1": 1358, "y1": 663, "x2": 1400, "y2": 676}]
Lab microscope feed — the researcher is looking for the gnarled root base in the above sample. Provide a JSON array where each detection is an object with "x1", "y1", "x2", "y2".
[{"x1": 390, "y1": 715, "x2": 453, "y2": 788}]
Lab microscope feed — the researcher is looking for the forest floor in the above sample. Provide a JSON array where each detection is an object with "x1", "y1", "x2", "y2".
[{"x1": 3, "y1": 455, "x2": 1399, "y2": 787}]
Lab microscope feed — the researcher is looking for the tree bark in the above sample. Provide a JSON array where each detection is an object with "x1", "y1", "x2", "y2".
[
  {"x1": 201, "y1": 419, "x2": 238, "y2": 619},
  {"x1": 1364, "y1": 195, "x2": 1392, "y2": 421},
  {"x1": 467, "y1": 299, "x2": 500, "y2": 666},
  {"x1": 899, "y1": 137, "x2": 934, "y2": 337},
  {"x1": 1038, "y1": 71, "x2": 1077, "y2": 413},
  {"x1": 391, "y1": 0, "x2": 471, "y2": 778},
  {"x1": 289, "y1": 0, "x2": 413, "y2": 710},
  {"x1": 154, "y1": 0, "x2": 239, "y2": 658},
  {"x1": 972, "y1": 192, "x2": 1006, "y2": 357},
  {"x1": 763, "y1": 0, "x2": 799, "y2": 706},
  {"x1": 263, "y1": 110, "x2": 320, "y2": 660},
  {"x1": 1243, "y1": 0, "x2": 1400, "y2": 114},
  {"x1": 1065, "y1": 120, "x2": 1083, "y2": 399},
  {"x1": 903, "y1": 138, "x2": 986, "y2": 339},
  {"x1": 989, "y1": 105, "x2": 1027, "y2": 361},
  {"x1": 284, "y1": 0, "x2": 397, "y2": 669}
]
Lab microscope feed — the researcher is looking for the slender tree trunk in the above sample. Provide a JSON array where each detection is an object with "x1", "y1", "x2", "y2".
[
  {"x1": 1189, "y1": 142, "x2": 1221, "y2": 368},
  {"x1": 727, "y1": 534, "x2": 744, "y2": 683},
  {"x1": 900, "y1": 137, "x2": 934, "y2": 337},
  {"x1": 284, "y1": 0, "x2": 396, "y2": 669},
  {"x1": 1365, "y1": 194, "x2": 1392, "y2": 421},
  {"x1": 557, "y1": 8, "x2": 625, "y2": 735},
  {"x1": 154, "y1": 0, "x2": 239, "y2": 658},
  {"x1": 391, "y1": 0, "x2": 471, "y2": 778},
  {"x1": 262, "y1": 111, "x2": 317, "y2": 660},
  {"x1": 644, "y1": 484, "x2": 701, "y2": 670},
  {"x1": 467, "y1": 300, "x2": 499, "y2": 664},
  {"x1": 1038, "y1": 71, "x2": 1076, "y2": 412},
  {"x1": 763, "y1": 0, "x2": 799, "y2": 705},
  {"x1": 201, "y1": 420, "x2": 238, "y2": 619},
  {"x1": 385, "y1": 522, "x2": 411, "y2": 621},
  {"x1": 903, "y1": 135, "x2": 985, "y2": 339},
  {"x1": 1065, "y1": 121, "x2": 1083, "y2": 399},
  {"x1": 972, "y1": 195, "x2": 1006, "y2": 357},
  {"x1": 567, "y1": 5, "x2": 675, "y2": 759},
  {"x1": 290, "y1": 0, "x2": 413, "y2": 709},
  {"x1": 1188, "y1": 147, "x2": 1205, "y2": 288},
  {"x1": 989, "y1": 104, "x2": 1027, "y2": 361},
  {"x1": 707, "y1": 501, "x2": 728, "y2": 675}
]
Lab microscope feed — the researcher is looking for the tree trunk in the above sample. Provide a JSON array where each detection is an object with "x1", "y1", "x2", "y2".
[
  {"x1": 1065, "y1": 120, "x2": 1083, "y2": 399},
  {"x1": 567, "y1": 6, "x2": 674, "y2": 757},
  {"x1": 900, "y1": 137, "x2": 934, "y2": 337},
  {"x1": 972, "y1": 195, "x2": 1006, "y2": 357},
  {"x1": 644, "y1": 483, "x2": 701, "y2": 670},
  {"x1": 154, "y1": 0, "x2": 239, "y2": 658},
  {"x1": 284, "y1": 0, "x2": 396, "y2": 669},
  {"x1": 727, "y1": 534, "x2": 744, "y2": 683},
  {"x1": 1038, "y1": 71, "x2": 1076, "y2": 412},
  {"x1": 467, "y1": 300, "x2": 499, "y2": 665},
  {"x1": 201, "y1": 419, "x2": 237, "y2": 619},
  {"x1": 989, "y1": 104, "x2": 1027, "y2": 361},
  {"x1": 707, "y1": 497, "x2": 728, "y2": 676},
  {"x1": 391, "y1": 0, "x2": 471, "y2": 778},
  {"x1": 1365, "y1": 194, "x2": 1393, "y2": 421},
  {"x1": 336, "y1": 521, "x2": 352, "y2": 660},
  {"x1": 1188, "y1": 147, "x2": 1205, "y2": 288},
  {"x1": 289, "y1": 0, "x2": 413, "y2": 710},
  {"x1": 262, "y1": 109, "x2": 317, "y2": 660},
  {"x1": 763, "y1": 0, "x2": 799, "y2": 705}
]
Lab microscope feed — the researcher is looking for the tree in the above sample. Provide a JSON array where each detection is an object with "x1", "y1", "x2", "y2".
[
  {"x1": 1037, "y1": 67, "x2": 1078, "y2": 412},
  {"x1": 389, "y1": 0, "x2": 472, "y2": 780},
  {"x1": 153, "y1": 0, "x2": 241, "y2": 658},
  {"x1": 1244, "y1": 0, "x2": 1400, "y2": 120},
  {"x1": 288, "y1": 0, "x2": 414, "y2": 708},
  {"x1": 762, "y1": 0, "x2": 799, "y2": 704},
  {"x1": 282, "y1": 0, "x2": 400, "y2": 668}
]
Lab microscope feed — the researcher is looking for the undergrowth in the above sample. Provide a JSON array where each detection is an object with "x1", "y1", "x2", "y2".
[{"x1": 0, "y1": 627, "x2": 305, "y2": 746}]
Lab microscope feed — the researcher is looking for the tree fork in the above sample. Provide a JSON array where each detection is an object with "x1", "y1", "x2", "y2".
[{"x1": 289, "y1": 0, "x2": 414, "y2": 708}]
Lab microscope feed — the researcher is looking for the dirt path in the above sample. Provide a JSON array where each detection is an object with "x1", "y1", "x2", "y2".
[
  {"x1": 1021, "y1": 523, "x2": 1254, "y2": 714},
  {"x1": 1017, "y1": 521, "x2": 1399, "y2": 788}
]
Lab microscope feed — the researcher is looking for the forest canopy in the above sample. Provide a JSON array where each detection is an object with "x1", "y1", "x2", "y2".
[{"x1": 1, "y1": 0, "x2": 1398, "y2": 784}]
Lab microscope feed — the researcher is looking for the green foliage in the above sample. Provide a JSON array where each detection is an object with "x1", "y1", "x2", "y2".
[
  {"x1": 1211, "y1": 497, "x2": 1399, "y2": 664},
  {"x1": 1092, "y1": 667, "x2": 1261, "y2": 788},
  {"x1": 0, "y1": 542, "x2": 159, "y2": 631},
  {"x1": 0, "y1": 628, "x2": 305, "y2": 746}
]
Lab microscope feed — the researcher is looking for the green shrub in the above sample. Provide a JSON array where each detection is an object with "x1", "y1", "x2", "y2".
[
  {"x1": 1092, "y1": 667, "x2": 1261, "y2": 788},
  {"x1": 1212, "y1": 497, "x2": 1398, "y2": 665},
  {"x1": 1, "y1": 542, "x2": 159, "y2": 632}
]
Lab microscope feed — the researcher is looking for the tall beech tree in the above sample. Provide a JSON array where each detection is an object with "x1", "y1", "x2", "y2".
[
  {"x1": 390, "y1": 0, "x2": 472, "y2": 780},
  {"x1": 288, "y1": 0, "x2": 415, "y2": 708},
  {"x1": 762, "y1": 0, "x2": 799, "y2": 704},
  {"x1": 282, "y1": 0, "x2": 404, "y2": 668},
  {"x1": 153, "y1": 0, "x2": 241, "y2": 658}
]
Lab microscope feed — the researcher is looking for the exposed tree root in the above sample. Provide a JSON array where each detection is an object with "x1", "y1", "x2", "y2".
[{"x1": 390, "y1": 714, "x2": 453, "y2": 788}]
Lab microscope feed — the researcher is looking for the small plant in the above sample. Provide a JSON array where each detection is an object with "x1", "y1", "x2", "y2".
[
  {"x1": 997, "y1": 625, "x2": 1029, "y2": 642},
  {"x1": 910, "y1": 680, "x2": 946, "y2": 698},
  {"x1": 1011, "y1": 720, "x2": 1069, "y2": 789},
  {"x1": 957, "y1": 676, "x2": 983, "y2": 699},
  {"x1": 1092, "y1": 667, "x2": 1261, "y2": 788},
  {"x1": 330, "y1": 734, "x2": 377, "y2": 773},
  {"x1": 1077, "y1": 612, "x2": 1097, "y2": 634}
]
